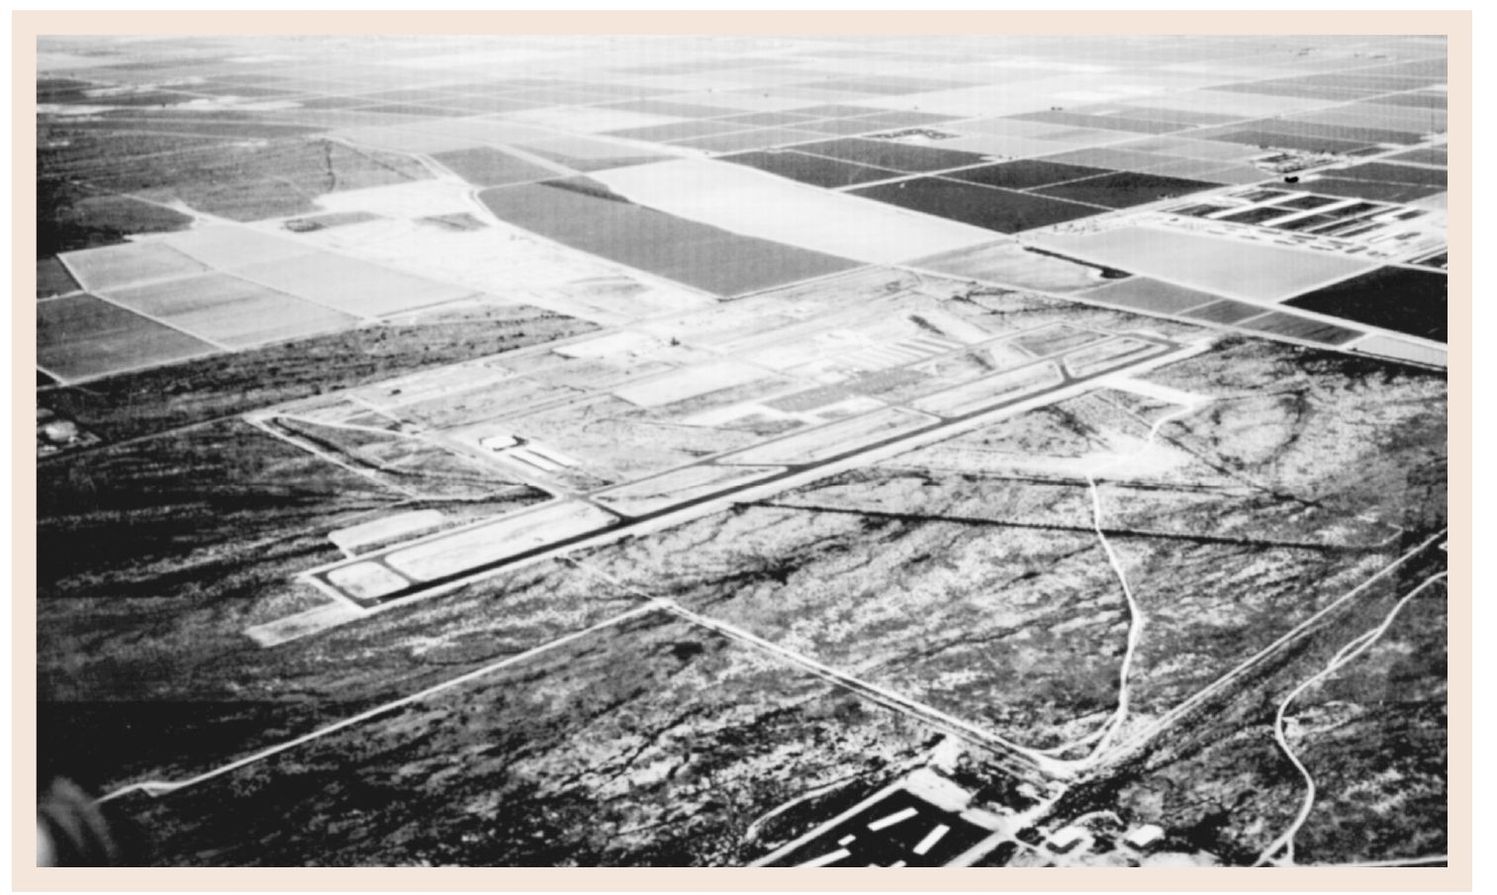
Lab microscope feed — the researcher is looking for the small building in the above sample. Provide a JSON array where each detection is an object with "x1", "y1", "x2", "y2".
[
  {"x1": 1122, "y1": 824, "x2": 1165, "y2": 852},
  {"x1": 479, "y1": 433, "x2": 519, "y2": 452},
  {"x1": 40, "y1": 420, "x2": 79, "y2": 444},
  {"x1": 1045, "y1": 826, "x2": 1089, "y2": 854}
]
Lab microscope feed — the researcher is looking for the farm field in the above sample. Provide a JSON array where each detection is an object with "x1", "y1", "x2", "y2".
[
  {"x1": 37, "y1": 246, "x2": 484, "y2": 382},
  {"x1": 1072, "y1": 277, "x2": 1224, "y2": 315},
  {"x1": 588, "y1": 158, "x2": 997, "y2": 263},
  {"x1": 431, "y1": 145, "x2": 558, "y2": 187},
  {"x1": 33, "y1": 31, "x2": 1452, "y2": 872},
  {"x1": 37, "y1": 292, "x2": 218, "y2": 381},
  {"x1": 1029, "y1": 226, "x2": 1379, "y2": 302},
  {"x1": 850, "y1": 178, "x2": 1103, "y2": 234},
  {"x1": 1032, "y1": 171, "x2": 1225, "y2": 209},
  {"x1": 722, "y1": 148, "x2": 905, "y2": 188},
  {"x1": 104, "y1": 273, "x2": 358, "y2": 348},
  {"x1": 944, "y1": 159, "x2": 1111, "y2": 190},
  {"x1": 478, "y1": 179, "x2": 861, "y2": 295},
  {"x1": 1284, "y1": 266, "x2": 1448, "y2": 342}
]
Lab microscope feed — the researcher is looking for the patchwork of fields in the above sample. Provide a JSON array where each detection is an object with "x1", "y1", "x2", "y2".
[
  {"x1": 35, "y1": 32, "x2": 1452, "y2": 871},
  {"x1": 38, "y1": 31, "x2": 1447, "y2": 386}
]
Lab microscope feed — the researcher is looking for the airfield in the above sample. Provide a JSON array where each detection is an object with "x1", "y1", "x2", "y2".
[{"x1": 35, "y1": 33, "x2": 1450, "y2": 868}]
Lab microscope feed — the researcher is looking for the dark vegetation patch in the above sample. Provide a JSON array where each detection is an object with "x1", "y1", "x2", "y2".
[
  {"x1": 942, "y1": 159, "x2": 1110, "y2": 191},
  {"x1": 38, "y1": 125, "x2": 429, "y2": 222},
  {"x1": 480, "y1": 182, "x2": 858, "y2": 295},
  {"x1": 38, "y1": 77, "x2": 96, "y2": 103},
  {"x1": 359, "y1": 103, "x2": 472, "y2": 118},
  {"x1": 38, "y1": 303, "x2": 597, "y2": 443},
  {"x1": 292, "y1": 95, "x2": 383, "y2": 110},
  {"x1": 1237, "y1": 311, "x2": 1365, "y2": 346},
  {"x1": 39, "y1": 129, "x2": 231, "y2": 179},
  {"x1": 36, "y1": 418, "x2": 389, "y2": 608},
  {"x1": 1217, "y1": 205, "x2": 1300, "y2": 226},
  {"x1": 850, "y1": 178, "x2": 1101, "y2": 233},
  {"x1": 117, "y1": 618, "x2": 932, "y2": 866},
  {"x1": 1270, "y1": 193, "x2": 1342, "y2": 211},
  {"x1": 514, "y1": 142, "x2": 668, "y2": 174},
  {"x1": 1298, "y1": 72, "x2": 1440, "y2": 92},
  {"x1": 1320, "y1": 201, "x2": 1385, "y2": 220},
  {"x1": 1332, "y1": 161, "x2": 1446, "y2": 188},
  {"x1": 37, "y1": 180, "x2": 194, "y2": 258},
  {"x1": 184, "y1": 84, "x2": 299, "y2": 99},
  {"x1": 37, "y1": 256, "x2": 81, "y2": 298},
  {"x1": 431, "y1": 146, "x2": 556, "y2": 187},
  {"x1": 1209, "y1": 80, "x2": 1377, "y2": 102},
  {"x1": 1184, "y1": 299, "x2": 1270, "y2": 324},
  {"x1": 1170, "y1": 203, "x2": 1233, "y2": 217},
  {"x1": 1382, "y1": 146, "x2": 1447, "y2": 166},
  {"x1": 1364, "y1": 92, "x2": 1447, "y2": 110},
  {"x1": 791, "y1": 137, "x2": 990, "y2": 173},
  {"x1": 1413, "y1": 251, "x2": 1446, "y2": 271},
  {"x1": 1207, "y1": 129, "x2": 1374, "y2": 155},
  {"x1": 1270, "y1": 213, "x2": 1340, "y2": 232},
  {"x1": 1284, "y1": 267, "x2": 1447, "y2": 343},
  {"x1": 722, "y1": 149, "x2": 904, "y2": 188},
  {"x1": 55, "y1": 113, "x2": 327, "y2": 141},
  {"x1": 52, "y1": 90, "x2": 197, "y2": 108},
  {"x1": 1033, "y1": 171, "x2": 1222, "y2": 209},
  {"x1": 1299, "y1": 178, "x2": 1444, "y2": 204}
]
